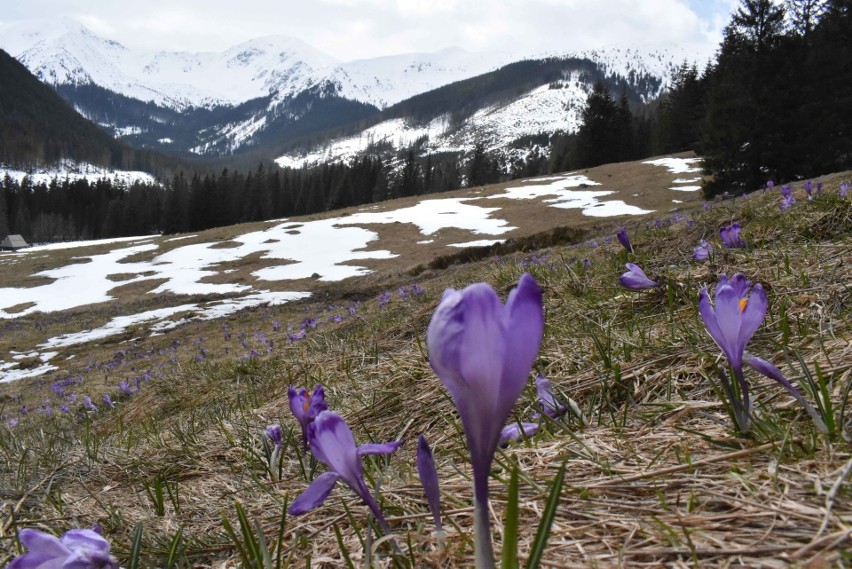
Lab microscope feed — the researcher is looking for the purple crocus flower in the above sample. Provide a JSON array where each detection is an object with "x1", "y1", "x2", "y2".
[
  {"x1": 498, "y1": 422, "x2": 539, "y2": 447},
  {"x1": 102, "y1": 395, "x2": 114, "y2": 409},
  {"x1": 287, "y1": 330, "x2": 306, "y2": 343},
  {"x1": 378, "y1": 292, "x2": 391, "y2": 307},
  {"x1": 536, "y1": 374, "x2": 567, "y2": 418},
  {"x1": 266, "y1": 424, "x2": 282, "y2": 450},
  {"x1": 412, "y1": 283, "x2": 425, "y2": 296},
  {"x1": 804, "y1": 181, "x2": 813, "y2": 199},
  {"x1": 719, "y1": 223, "x2": 746, "y2": 249},
  {"x1": 9, "y1": 528, "x2": 119, "y2": 569},
  {"x1": 427, "y1": 273, "x2": 543, "y2": 567},
  {"x1": 289, "y1": 411, "x2": 403, "y2": 534},
  {"x1": 698, "y1": 274, "x2": 826, "y2": 433},
  {"x1": 839, "y1": 182, "x2": 849, "y2": 198},
  {"x1": 118, "y1": 381, "x2": 135, "y2": 396},
  {"x1": 618, "y1": 263, "x2": 660, "y2": 290},
  {"x1": 583, "y1": 258, "x2": 592, "y2": 268},
  {"x1": 417, "y1": 435, "x2": 443, "y2": 533},
  {"x1": 693, "y1": 239, "x2": 713, "y2": 261},
  {"x1": 780, "y1": 194, "x2": 796, "y2": 210},
  {"x1": 288, "y1": 385, "x2": 328, "y2": 452},
  {"x1": 83, "y1": 396, "x2": 96, "y2": 412},
  {"x1": 616, "y1": 228, "x2": 633, "y2": 253},
  {"x1": 780, "y1": 184, "x2": 793, "y2": 198},
  {"x1": 766, "y1": 180, "x2": 774, "y2": 191},
  {"x1": 266, "y1": 423, "x2": 283, "y2": 481}
]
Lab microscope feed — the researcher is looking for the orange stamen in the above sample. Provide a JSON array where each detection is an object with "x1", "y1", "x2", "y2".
[
  {"x1": 739, "y1": 298, "x2": 748, "y2": 313},
  {"x1": 303, "y1": 391, "x2": 312, "y2": 413}
]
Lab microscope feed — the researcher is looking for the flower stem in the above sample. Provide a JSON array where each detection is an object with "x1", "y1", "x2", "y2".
[
  {"x1": 733, "y1": 365, "x2": 751, "y2": 433},
  {"x1": 473, "y1": 471, "x2": 495, "y2": 569},
  {"x1": 474, "y1": 499, "x2": 495, "y2": 568}
]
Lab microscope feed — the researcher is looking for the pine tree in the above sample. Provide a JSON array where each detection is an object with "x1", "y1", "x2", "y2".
[
  {"x1": 786, "y1": 0, "x2": 827, "y2": 38},
  {"x1": 702, "y1": 0, "x2": 789, "y2": 195},
  {"x1": 396, "y1": 149, "x2": 423, "y2": 197},
  {"x1": 574, "y1": 81, "x2": 619, "y2": 168},
  {"x1": 615, "y1": 91, "x2": 635, "y2": 161},
  {"x1": 653, "y1": 63, "x2": 706, "y2": 154}
]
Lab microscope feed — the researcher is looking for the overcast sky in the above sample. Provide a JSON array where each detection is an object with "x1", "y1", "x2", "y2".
[{"x1": 1, "y1": 0, "x2": 739, "y2": 61}]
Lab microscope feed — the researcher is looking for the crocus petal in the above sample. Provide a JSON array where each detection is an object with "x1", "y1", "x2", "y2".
[
  {"x1": 619, "y1": 263, "x2": 659, "y2": 290},
  {"x1": 287, "y1": 386, "x2": 307, "y2": 424},
  {"x1": 498, "y1": 422, "x2": 539, "y2": 447},
  {"x1": 417, "y1": 435, "x2": 443, "y2": 531},
  {"x1": 18, "y1": 530, "x2": 70, "y2": 559},
  {"x1": 726, "y1": 273, "x2": 751, "y2": 298},
  {"x1": 307, "y1": 411, "x2": 362, "y2": 487},
  {"x1": 357, "y1": 440, "x2": 404, "y2": 456},
  {"x1": 743, "y1": 355, "x2": 828, "y2": 433},
  {"x1": 429, "y1": 286, "x2": 504, "y2": 453},
  {"x1": 736, "y1": 284, "x2": 767, "y2": 354},
  {"x1": 617, "y1": 229, "x2": 633, "y2": 252},
  {"x1": 712, "y1": 284, "x2": 745, "y2": 365},
  {"x1": 502, "y1": 275, "x2": 545, "y2": 411},
  {"x1": 698, "y1": 288, "x2": 726, "y2": 354},
  {"x1": 288, "y1": 471, "x2": 341, "y2": 515},
  {"x1": 60, "y1": 530, "x2": 111, "y2": 553},
  {"x1": 9, "y1": 552, "x2": 67, "y2": 569},
  {"x1": 309, "y1": 385, "x2": 328, "y2": 417},
  {"x1": 10, "y1": 529, "x2": 70, "y2": 569},
  {"x1": 63, "y1": 550, "x2": 118, "y2": 569}
]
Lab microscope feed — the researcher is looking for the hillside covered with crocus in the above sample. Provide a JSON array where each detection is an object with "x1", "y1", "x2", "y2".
[{"x1": 1, "y1": 169, "x2": 850, "y2": 567}]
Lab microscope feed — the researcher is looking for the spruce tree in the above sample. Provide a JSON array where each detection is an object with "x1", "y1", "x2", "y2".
[
  {"x1": 702, "y1": 0, "x2": 788, "y2": 196},
  {"x1": 574, "y1": 81, "x2": 619, "y2": 168}
]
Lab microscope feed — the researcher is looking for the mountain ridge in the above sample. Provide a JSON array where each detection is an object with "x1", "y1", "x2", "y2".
[{"x1": 1, "y1": 18, "x2": 708, "y2": 161}]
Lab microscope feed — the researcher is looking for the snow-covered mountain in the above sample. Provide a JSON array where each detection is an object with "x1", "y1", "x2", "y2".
[
  {"x1": 0, "y1": 18, "x2": 707, "y2": 161},
  {"x1": 0, "y1": 18, "x2": 510, "y2": 110},
  {"x1": 276, "y1": 74, "x2": 591, "y2": 169}
]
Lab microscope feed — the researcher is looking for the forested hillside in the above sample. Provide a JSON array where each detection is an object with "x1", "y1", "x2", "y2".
[
  {"x1": 0, "y1": 49, "x2": 126, "y2": 167},
  {"x1": 655, "y1": 0, "x2": 852, "y2": 195}
]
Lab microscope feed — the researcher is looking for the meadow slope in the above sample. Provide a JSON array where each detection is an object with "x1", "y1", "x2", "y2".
[{"x1": 0, "y1": 159, "x2": 850, "y2": 567}]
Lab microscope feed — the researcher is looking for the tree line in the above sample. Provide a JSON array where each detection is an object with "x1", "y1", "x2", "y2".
[{"x1": 655, "y1": 0, "x2": 851, "y2": 196}]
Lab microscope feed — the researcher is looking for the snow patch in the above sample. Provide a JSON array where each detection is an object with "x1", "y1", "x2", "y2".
[
  {"x1": 489, "y1": 173, "x2": 654, "y2": 217},
  {"x1": 643, "y1": 157, "x2": 702, "y2": 174}
]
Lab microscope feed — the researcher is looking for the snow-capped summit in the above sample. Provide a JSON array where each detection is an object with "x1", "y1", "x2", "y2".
[
  {"x1": 0, "y1": 19, "x2": 346, "y2": 109},
  {"x1": 0, "y1": 19, "x2": 511, "y2": 110}
]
